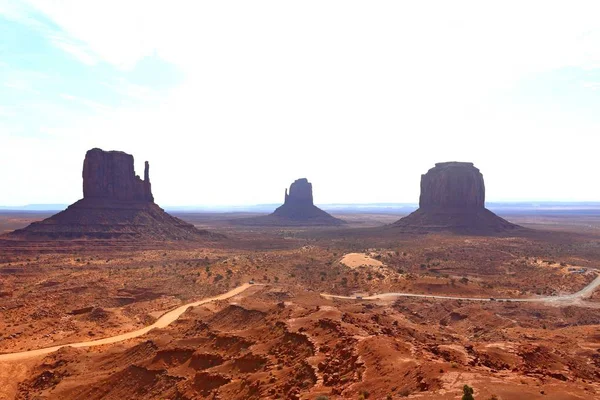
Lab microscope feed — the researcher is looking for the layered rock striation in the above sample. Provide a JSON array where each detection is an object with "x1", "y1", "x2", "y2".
[
  {"x1": 234, "y1": 178, "x2": 345, "y2": 226},
  {"x1": 9, "y1": 149, "x2": 221, "y2": 241},
  {"x1": 393, "y1": 162, "x2": 520, "y2": 234}
]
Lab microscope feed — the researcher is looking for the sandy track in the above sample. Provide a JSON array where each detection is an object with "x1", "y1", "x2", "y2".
[
  {"x1": 0, "y1": 283, "x2": 254, "y2": 362},
  {"x1": 3, "y1": 273, "x2": 599, "y2": 362},
  {"x1": 322, "y1": 273, "x2": 600, "y2": 304}
]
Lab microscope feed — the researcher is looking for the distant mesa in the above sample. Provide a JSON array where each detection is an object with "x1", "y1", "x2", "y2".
[
  {"x1": 273, "y1": 178, "x2": 339, "y2": 222},
  {"x1": 234, "y1": 178, "x2": 345, "y2": 226},
  {"x1": 8, "y1": 148, "x2": 222, "y2": 241},
  {"x1": 392, "y1": 162, "x2": 521, "y2": 234},
  {"x1": 281, "y1": 178, "x2": 314, "y2": 210}
]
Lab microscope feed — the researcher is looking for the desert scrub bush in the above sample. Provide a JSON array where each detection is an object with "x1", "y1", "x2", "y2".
[{"x1": 462, "y1": 384, "x2": 475, "y2": 400}]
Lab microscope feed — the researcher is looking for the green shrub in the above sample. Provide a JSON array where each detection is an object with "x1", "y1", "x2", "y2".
[{"x1": 462, "y1": 384, "x2": 475, "y2": 400}]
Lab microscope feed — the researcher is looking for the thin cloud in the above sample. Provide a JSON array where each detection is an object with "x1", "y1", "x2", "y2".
[
  {"x1": 101, "y1": 79, "x2": 160, "y2": 103},
  {"x1": 582, "y1": 82, "x2": 600, "y2": 90},
  {"x1": 45, "y1": 32, "x2": 98, "y2": 66},
  {"x1": 0, "y1": 105, "x2": 15, "y2": 117},
  {"x1": 2, "y1": 0, "x2": 600, "y2": 205},
  {"x1": 60, "y1": 93, "x2": 112, "y2": 113},
  {"x1": 4, "y1": 79, "x2": 40, "y2": 94},
  {"x1": 1, "y1": 1, "x2": 98, "y2": 65}
]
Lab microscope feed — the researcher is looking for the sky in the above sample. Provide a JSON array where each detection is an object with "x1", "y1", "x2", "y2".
[{"x1": 1, "y1": 0, "x2": 600, "y2": 206}]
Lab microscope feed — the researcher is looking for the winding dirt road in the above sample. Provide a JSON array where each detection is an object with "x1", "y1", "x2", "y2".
[
  {"x1": 0, "y1": 283, "x2": 254, "y2": 362},
  {"x1": 322, "y1": 273, "x2": 600, "y2": 304},
  {"x1": 2, "y1": 273, "x2": 599, "y2": 363}
]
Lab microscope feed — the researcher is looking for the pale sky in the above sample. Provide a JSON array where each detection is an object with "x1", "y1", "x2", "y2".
[{"x1": 1, "y1": 1, "x2": 600, "y2": 206}]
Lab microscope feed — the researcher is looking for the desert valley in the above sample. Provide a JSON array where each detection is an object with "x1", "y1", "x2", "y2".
[{"x1": 0, "y1": 150, "x2": 598, "y2": 400}]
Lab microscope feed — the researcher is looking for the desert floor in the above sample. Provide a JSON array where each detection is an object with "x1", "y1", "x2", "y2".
[{"x1": 0, "y1": 211, "x2": 599, "y2": 399}]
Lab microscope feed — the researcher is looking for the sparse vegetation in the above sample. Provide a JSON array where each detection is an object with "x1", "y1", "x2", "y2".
[
  {"x1": 462, "y1": 385, "x2": 475, "y2": 400},
  {"x1": 1, "y1": 211, "x2": 598, "y2": 399}
]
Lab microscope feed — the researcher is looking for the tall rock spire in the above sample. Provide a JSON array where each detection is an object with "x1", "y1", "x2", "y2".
[{"x1": 144, "y1": 161, "x2": 153, "y2": 202}]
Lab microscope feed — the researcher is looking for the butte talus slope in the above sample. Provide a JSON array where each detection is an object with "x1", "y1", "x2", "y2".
[
  {"x1": 8, "y1": 148, "x2": 220, "y2": 241},
  {"x1": 392, "y1": 162, "x2": 521, "y2": 234},
  {"x1": 235, "y1": 178, "x2": 345, "y2": 226}
]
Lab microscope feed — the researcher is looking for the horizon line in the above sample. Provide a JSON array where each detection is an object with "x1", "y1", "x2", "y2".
[{"x1": 2, "y1": 200, "x2": 600, "y2": 210}]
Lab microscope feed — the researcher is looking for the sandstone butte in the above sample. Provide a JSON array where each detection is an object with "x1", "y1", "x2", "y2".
[
  {"x1": 392, "y1": 162, "x2": 521, "y2": 234},
  {"x1": 8, "y1": 148, "x2": 222, "y2": 241},
  {"x1": 234, "y1": 178, "x2": 345, "y2": 226}
]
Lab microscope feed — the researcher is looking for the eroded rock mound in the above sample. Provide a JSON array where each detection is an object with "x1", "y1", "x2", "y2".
[
  {"x1": 234, "y1": 178, "x2": 345, "y2": 226},
  {"x1": 393, "y1": 162, "x2": 520, "y2": 234},
  {"x1": 8, "y1": 148, "x2": 221, "y2": 241}
]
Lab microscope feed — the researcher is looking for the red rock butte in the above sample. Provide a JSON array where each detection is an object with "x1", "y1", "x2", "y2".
[
  {"x1": 234, "y1": 178, "x2": 345, "y2": 226},
  {"x1": 393, "y1": 162, "x2": 521, "y2": 234},
  {"x1": 8, "y1": 148, "x2": 221, "y2": 241},
  {"x1": 82, "y1": 148, "x2": 154, "y2": 202}
]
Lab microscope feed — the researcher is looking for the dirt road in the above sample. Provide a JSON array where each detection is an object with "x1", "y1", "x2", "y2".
[
  {"x1": 2, "y1": 273, "x2": 599, "y2": 363},
  {"x1": 322, "y1": 273, "x2": 600, "y2": 304},
  {"x1": 0, "y1": 283, "x2": 253, "y2": 362}
]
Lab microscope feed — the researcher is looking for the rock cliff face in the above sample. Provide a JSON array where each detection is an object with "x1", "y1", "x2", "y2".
[
  {"x1": 82, "y1": 148, "x2": 153, "y2": 202},
  {"x1": 9, "y1": 149, "x2": 221, "y2": 241},
  {"x1": 284, "y1": 178, "x2": 314, "y2": 207},
  {"x1": 234, "y1": 178, "x2": 345, "y2": 226},
  {"x1": 393, "y1": 162, "x2": 520, "y2": 234},
  {"x1": 419, "y1": 162, "x2": 484, "y2": 209}
]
